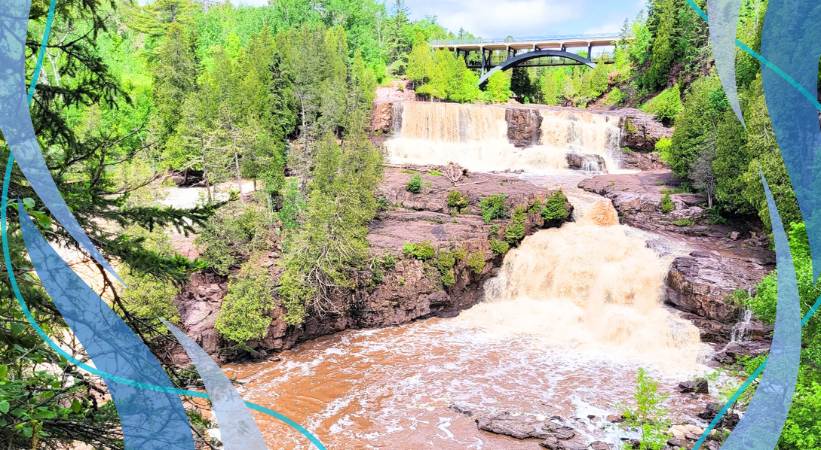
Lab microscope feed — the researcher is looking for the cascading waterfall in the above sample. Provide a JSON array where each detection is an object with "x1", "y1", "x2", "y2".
[
  {"x1": 457, "y1": 198, "x2": 706, "y2": 371},
  {"x1": 385, "y1": 101, "x2": 622, "y2": 173}
]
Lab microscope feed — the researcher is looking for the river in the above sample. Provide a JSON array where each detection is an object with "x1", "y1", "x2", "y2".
[{"x1": 200, "y1": 103, "x2": 717, "y2": 449}]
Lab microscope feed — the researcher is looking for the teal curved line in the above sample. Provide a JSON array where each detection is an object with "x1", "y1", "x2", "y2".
[
  {"x1": 685, "y1": 0, "x2": 821, "y2": 112},
  {"x1": 3, "y1": 9, "x2": 327, "y2": 450},
  {"x1": 27, "y1": 0, "x2": 57, "y2": 103}
]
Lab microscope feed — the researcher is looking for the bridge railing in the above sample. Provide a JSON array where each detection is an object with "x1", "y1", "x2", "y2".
[{"x1": 431, "y1": 32, "x2": 628, "y2": 46}]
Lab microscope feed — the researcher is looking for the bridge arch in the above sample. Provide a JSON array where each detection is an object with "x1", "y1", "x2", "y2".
[{"x1": 478, "y1": 50, "x2": 596, "y2": 87}]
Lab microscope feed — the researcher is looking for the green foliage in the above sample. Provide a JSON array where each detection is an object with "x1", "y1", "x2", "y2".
[
  {"x1": 278, "y1": 177, "x2": 305, "y2": 230},
  {"x1": 623, "y1": 368, "x2": 670, "y2": 450},
  {"x1": 744, "y1": 222, "x2": 821, "y2": 449},
  {"x1": 641, "y1": 84, "x2": 682, "y2": 124},
  {"x1": 490, "y1": 239, "x2": 510, "y2": 257},
  {"x1": 279, "y1": 135, "x2": 383, "y2": 325},
  {"x1": 196, "y1": 200, "x2": 273, "y2": 275},
  {"x1": 655, "y1": 137, "x2": 673, "y2": 164},
  {"x1": 672, "y1": 218, "x2": 694, "y2": 227},
  {"x1": 541, "y1": 191, "x2": 571, "y2": 226},
  {"x1": 447, "y1": 190, "x2": 470, "y2": 213},
  {"x1": 403, "y1": 241, "x2": 436, "y2": 261},
  {"x1": 505, "y1": 207, "x2": 527, "y2": 246},
  {"x1": 215, "y1": 260, "x2": 274, "y2": 343},
  {"x1": 482, "y1": 70, "x2": 513, "y2": 103},
  {"x1": 479, "y1": 194, "x2": 508, "y2": 223},
  {"x1": 435, "y1": 249, "x2": 458, "y2": 287},
  {"x1": 466, "y1": 251, "x2": 486, "y2": 275},
  {"x1": 660, "y1": 192, "x2": 675, "y2": 214},
  {"x1": 602, "y1": 87, "x2": 626, "y2": 106},
  {"x1": 409, "y1": 45, "x2": 481, "y2": 103},
  {"x1": 406, "y1": 174, "x2": 422, "y2": 193}
]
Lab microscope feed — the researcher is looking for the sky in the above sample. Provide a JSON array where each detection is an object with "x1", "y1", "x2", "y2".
[{"x1": 403, "y1": 0, "x2": 646, "y2": 38}]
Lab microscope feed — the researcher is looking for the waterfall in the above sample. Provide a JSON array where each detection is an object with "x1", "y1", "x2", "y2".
[
  {"x1": 457, "y1": 199, "x2": 706, "y2": 371},
  {"x1": 385, "y1": 102, "x2": 622, "y2": 174}
]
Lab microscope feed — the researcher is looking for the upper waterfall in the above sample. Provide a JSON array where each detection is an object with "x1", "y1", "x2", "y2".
[{"x1": 385, "y1": 102, "x2": 622, "y2": 174}]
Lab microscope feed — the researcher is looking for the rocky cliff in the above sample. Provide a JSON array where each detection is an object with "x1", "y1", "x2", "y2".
[
  {"x1": 171, "y1": 167, "x2": 572, "y2": 362},
  {"x1": 579, "y1": 171, "x2": 774, "y2": 351}
]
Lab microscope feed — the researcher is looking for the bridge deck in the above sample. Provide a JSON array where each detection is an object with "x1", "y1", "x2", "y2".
[{"x1": 431, "y1": 33, "x2": 624, "y2": 51}]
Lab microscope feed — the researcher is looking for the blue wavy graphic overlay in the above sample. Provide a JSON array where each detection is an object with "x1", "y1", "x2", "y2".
[
  {"x1": 0, "y1": 2, "x2": 327, "y2": 448},
  {"x1": 707, "y1": 0, "x2": 745, "y2": 126},
  {"x1": 685, "y1": 1, "x2": 821, "y2": 448},
  {"x1": 719, "y1": 174, "x2": 801, "y2": 449},
  {"x1": 163, "y1": 319, "x2": 268, "y2": 450},
  {"x1": 18, "y1": 203, "x2": 196, "y2": 449},
  {"x1": 0, "y1": 0, "x2": 122, "y2": 283}
]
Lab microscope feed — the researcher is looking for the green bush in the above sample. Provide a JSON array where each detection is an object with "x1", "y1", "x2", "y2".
[
  {"x1": 479, "y1": 194, "x2": 508, "y2": 223},
  {"x1": 505, "y1": 207, "x2": 527, "y2": 246},
  {"x1": 660, "y1": 192, "x2": 675, "y2": 214},
  {"x1": 406, "y1": 174, "x2": 422, "y2": 193},
  {"x1": 541, "y1": 191, "x2": 571, "y2": 226},
  {"x1": 440, "y1": 268, "x2": 456, "y2": 287},
  {"x1": 744, "y1": 223, "x2": 821, "y2": 449},
  {"x1": 655, "y1": 137, "x2": 673, "y2": 165},
  {"x1": 672, "y1": 218, "x2": 694, "y2": 227},
  {"x1": 215, "y1": 261, "x2": 274, "y2": 344},
  {"x1": 403, "y1": 241, "x2": 435, "y2": 261},
  {"x1": 466, "y1": 251, "x2": 486, "y2": 275},
  {"x1": 622, "y1": 368, "x2": 670, "y2": 450},
  {"x1": 447, "y1": 190, "x2": 470, "y2": 213},
  {"x1": 490, "y1": 239, "x2": 510, "y2": 256},
  {"x1": 196, "y1": 200, "x2": 273, "y2": 275},
  {"x1": 641, "y1": 84, "x2": 683, "y2": 124},
  {"x1": 603, "y1": 87, "x2": 626, "y2": 106}
]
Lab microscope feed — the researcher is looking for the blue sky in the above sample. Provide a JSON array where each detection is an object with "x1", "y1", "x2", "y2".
[{"x1": 403, "y1": 0, "x2": 646, "y2": 38}]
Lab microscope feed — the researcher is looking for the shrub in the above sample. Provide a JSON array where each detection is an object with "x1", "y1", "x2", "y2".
[
  {"x1": 603, "y1": 87, "x2": 626, "y2": 106},
  {"x1": 197, "y1": 200, "x2": 273, "y2": 275},
  {"x1": 505, "y1": 207, "x2": 527, "y2": 246},
  {"x1": 622, "y1": 368, "x2": 670, "y2": 450},
  {"x1": 215, "y1": 261, "x2": 274, "y2": 344},
  {"x1": 672, "y1": 218, "x2": 694, "y2": 227},
  {"x1": 655, "y1": 137, "x2": 673, "y2": 165},
  {"x1": 406, "y1": 174, "x2": 422, "y2": 193},
  {"x1": 403, "y1": 241, "x2": 435, "y2": 261},
  {"x1": 466, "y1": 252, "x2": 486, "y2": 274},
  {"x1": 488, "y1": 224, "x2": 501, "y2": 237},
  {"x1": 641, "y1": 84, "x2": 682, "y2": 124},
  {"x1": 447, "y1": 190, "x2": 470, "y2": 213},
  {"x1": 480, "y1": 194, "x2": 508, "y2": 223},
  {"x1": 440, "y1": 268, "x2": 456, "y2": 287},
  {"x1": 541, "y1": 191, "x2": 571, "y2": 226},
  {"x1": 490, "y1": 239, "x2": 510, "y2": 256},
  {"x1": 660, "y1": 192, "x2": 675, "y2": 214}
]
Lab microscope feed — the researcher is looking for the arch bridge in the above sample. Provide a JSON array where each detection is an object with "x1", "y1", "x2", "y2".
[{"x1": 431, "y1": 33, "x2": 625, "y2": 87}]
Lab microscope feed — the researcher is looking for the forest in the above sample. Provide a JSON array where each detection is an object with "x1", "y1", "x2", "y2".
[{"x1": 0, "y1": 0, "x2": 819, "y2": 448}]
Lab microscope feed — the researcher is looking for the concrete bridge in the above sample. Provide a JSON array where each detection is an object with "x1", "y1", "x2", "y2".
[{"x1": 431, "y1": 33, "x2": 624, "y2": 86}]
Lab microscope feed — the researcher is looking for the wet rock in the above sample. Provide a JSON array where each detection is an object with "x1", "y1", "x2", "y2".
[
  {"x1": 371, "y1": 101, "x2": 398, "y2": 134},
  {"x1": 476, "y1": 411, "x2": 551, "y2": 440},
  {"x1": 566, "y1": 153, "x2": 608, "y2": 173},
  {"x1": 616, "y1": 110, "x2": 673, "y2": 151},
  {"x1": 606, "y1": 414, "x2": 625, "y2": 423},
  {"x1": 667, "y1": 437, "x2": 688, "y2": 448},
  {"x1": 589, "y1": 442, "x2": 612, "y2": 450},
  {"x1": 621, "y1": 150, "x2": 667, "y2": 171},
  {"x1": 678, "y1": 377, "x2": 709, "y2": 394},
  {"x1": 540, "y1": 436, "x2": 587, "y2": 450},
  {"x1": 506, "y1": 108, "x2": 543, "y2": 148},
  {"x1": 697, "y1": 403, "x2": 740, "y2": 429},
  {"x1": 449, "y1": 402, "x2": 474, "y2": 417},
  {"x1": 730, "y1": 231, "x2": 740, "y2": 241}
]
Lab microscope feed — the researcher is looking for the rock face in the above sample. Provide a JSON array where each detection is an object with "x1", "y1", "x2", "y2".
[
  {"x1": 621, "y1": 150, "x2": 667, "y2": 171},
  {"x1": 579, "y1": 170, "x2": 774, "y2": 346},
  {"x1": 610, "y1": 108, "x2": 674, "y2": 151},
  {"x1": 173, "y1": 167, "x2": 572, "y2": 361},
  {"x1": 506, "y1": 108, "x2": 543, "y2": 148},
  {"x1": 566, "y1": 153, "x2": 607, "y2": 173},
  {"x1": 371, "y1": 101, "x2": 400, "y2": 134}
]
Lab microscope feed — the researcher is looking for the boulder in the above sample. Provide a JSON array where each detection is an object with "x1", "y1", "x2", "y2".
[
  {"x1": 566, "y1": 153, "x2": 608, "y2": 173},
  {"x1": 678, "y1": 377, "x2": 709, "y2": 394},
  {"x1": 506, "y1": 107, "x2": 543, "y2": 148}
]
